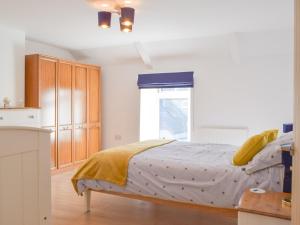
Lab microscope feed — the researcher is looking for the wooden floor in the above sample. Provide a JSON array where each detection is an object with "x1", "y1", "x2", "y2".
[{"x1": 52, "y1": 171, "x2": 238, "y2": 225}]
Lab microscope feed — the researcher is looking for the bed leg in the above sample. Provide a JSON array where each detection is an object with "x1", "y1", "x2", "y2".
[{"x1": 84, "y1": 190, "x2": 91, "y2": 213}]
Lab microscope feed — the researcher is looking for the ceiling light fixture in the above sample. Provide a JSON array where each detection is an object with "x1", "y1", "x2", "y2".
[
  {"x1": 98, "y1": 11, "x2": 112, "y2": 28},
  {"x1": 87, "y1": 0, "x2": 135, "y2": 32},
  {"x1": 87, "y1": 0, "x2": 117, "y2": 11},
  {"x1": 119, "y1": 18, "x2": 133, "y2": 32},
  {"x1": 120, "y1": 7, "x2": 135, "y2": 26}
]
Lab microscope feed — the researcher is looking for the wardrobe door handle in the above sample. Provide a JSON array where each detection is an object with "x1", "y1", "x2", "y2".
[
  {"x1": 90, "y1": 124, "x2": 99, "y2": 129},
  {"x1": 49, "y1": 128, "x2": 56, "y2": 132},
  {"x1": 0, "y1": 116, "x2": 3, "y2": 120}
]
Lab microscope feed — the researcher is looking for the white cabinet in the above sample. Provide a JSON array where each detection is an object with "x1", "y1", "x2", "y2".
[
  {"x1": 0, "y1": 108, "x2": 40, "y2": 127},
  {"x1": 238, "y1": 190, "x2": 291, "y2": 225},
  {"x1": 0, "y1": 127, "x2": 51, "y2": 225},
  {"x1": 238, "y1": 211, "x2": 290, "y2": 225}
]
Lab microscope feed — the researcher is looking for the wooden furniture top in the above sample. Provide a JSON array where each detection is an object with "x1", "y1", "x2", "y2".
[
  {"x1": 0, "y1": 107, "x2": 40, "y2": 110},
  {"x1": 26, "y1": 54, "x2": 101, "y2": 70},
  {"x1": 238, "y1": 190, "x2": 291, "y2": 220},
  {"x1": 0, "y1": 126, "x2": 51, "y2": 133}
]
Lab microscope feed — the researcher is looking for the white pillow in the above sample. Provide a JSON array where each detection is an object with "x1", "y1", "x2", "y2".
[
  {"x1": 245, "y1": 131, "x2": 293, "y2": 174},
  {"x1": 273, "y1": 131, "x2": 294, "y2": 145}
]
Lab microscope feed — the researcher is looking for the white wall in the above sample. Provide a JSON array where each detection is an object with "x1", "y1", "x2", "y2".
[
  {"x1": 101, "y1": 63, "x2": 143, "y2": 147},
  {"x1": 95, "y1": 31, "x2": 293, "y2": 148},
  {"x1": 2, "y1": 27, "x2": 292, "y2": 149},
  {"x1": 26, "y1": 40, "x2": 75, "y2": 61},
  {"x1": 0, "y1": 26, "x2": 75, "y2": 108},
  {"x1": 154, "y1": 55, "x2": 293, "y2": 142},
  {"x1": 0, "y1": 26, "x2": 25, "y2": 107}
]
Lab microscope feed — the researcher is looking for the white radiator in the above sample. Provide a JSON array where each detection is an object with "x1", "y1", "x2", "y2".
[{"x1": 192, "y1": 126, "x2": 249, "y2": 146}]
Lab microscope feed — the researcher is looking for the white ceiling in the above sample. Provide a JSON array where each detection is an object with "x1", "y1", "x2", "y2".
[
  {"x1": 77, "y1": 29, "x2": 293, "y2": 66},
  {"x1": 0, "y1": 0, "x2": 294, "y2": 50}
]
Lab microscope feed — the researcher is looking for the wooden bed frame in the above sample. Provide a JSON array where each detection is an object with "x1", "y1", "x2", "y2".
[
  {"x1": 83, "y1": 189, "x2": 236, "y2": 216},
  {"x1": 81, "y1": 149, "x2": 293, "y2": 218},
  {"x1": 80, "y1": 133, "x2": 293, "y2": 217},
  {"x1": 80, "y1": 144, "x2": 292, "y2": 215}
]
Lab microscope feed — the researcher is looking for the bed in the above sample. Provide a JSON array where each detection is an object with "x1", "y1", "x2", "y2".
[{"x1": 72, "y1": 137, "x2": 290, "y2": 212}]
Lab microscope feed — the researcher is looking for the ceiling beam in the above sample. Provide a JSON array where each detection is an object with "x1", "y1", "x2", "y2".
[{"x1": 134, "y1": 42, "x2": 153, "y2": 69}]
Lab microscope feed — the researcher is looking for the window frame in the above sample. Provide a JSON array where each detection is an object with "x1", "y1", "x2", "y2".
[{"x1": 139, "y1": 87, "x2": 193, "y2": 142}]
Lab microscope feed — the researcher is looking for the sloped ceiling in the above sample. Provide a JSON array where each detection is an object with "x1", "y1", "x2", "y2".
[
  {"x1": 0, "y1": 0, "x2": 293, "y2": 64},
  {"x1": 75, "y1": 30, "x2": 293, "y2": 66}
]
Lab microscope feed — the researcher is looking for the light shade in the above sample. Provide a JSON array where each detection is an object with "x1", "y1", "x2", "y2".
[
  {"x1": 119, "y1": 18, "x2": 132, "y2": 32},
  {"x1": 98, "y1": 11, "x2": 112, "y2": 28},
  {"x1": 120, "y1": 7, "x2": 135, "y2": 26}
]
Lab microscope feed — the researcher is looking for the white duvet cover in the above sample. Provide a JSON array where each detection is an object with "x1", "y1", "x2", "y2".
[{"x1": 77, "y1": 141, "x2": 284, "y2": 208}]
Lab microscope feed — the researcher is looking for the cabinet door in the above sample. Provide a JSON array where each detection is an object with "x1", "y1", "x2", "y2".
[
  {"x1": 74, "y1": 125, "x2": 88, "y2": 162},
  {"x1": 58, "y1": 62, "x2": 72, "y2": 126},
  {"x1": 74, "y1": 66, "x2": 88, "y2": 162},
  {"x1": 57, "y1": 126, "x2": 72, "y2": 168},
  {"x1": 48, "y1": 127, "x2": 57, "y2": 169},
  {"x1": 74, "y1": 66, "x2": 87, "y2": 124},
  {"x1": 88, "y1": 67, "x2": 101, "y2": 156},
  {"x1": 39, "y1": 58, "x2": 57, "y2": 127},
  {"x1": 89, "y1": 124, "x2": 101, "y2": 156},
  {"x1": 57, "y1": 62, "x2": 73, "y2": 168},
  {"x1": 89, "y1": 68, "x2": 100, "y2": 124}
]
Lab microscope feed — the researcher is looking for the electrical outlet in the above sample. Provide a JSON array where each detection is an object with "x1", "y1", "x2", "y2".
[{"x1": 115, "y1": 134, "x2": 122, "y2": 140}]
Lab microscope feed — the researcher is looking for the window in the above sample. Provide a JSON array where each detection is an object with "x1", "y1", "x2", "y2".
[{"x1": 140, "y1": 88, "x2": 191, "y2": 141}]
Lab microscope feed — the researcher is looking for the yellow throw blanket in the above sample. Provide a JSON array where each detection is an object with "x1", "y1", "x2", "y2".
[{"x1": 72, "y1": 139, "x2": 174, "y2": 193}]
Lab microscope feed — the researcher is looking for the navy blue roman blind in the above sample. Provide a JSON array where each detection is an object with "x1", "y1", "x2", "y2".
[{"x1": 137, "y1": 72, "x2": 194, "y2": 89}]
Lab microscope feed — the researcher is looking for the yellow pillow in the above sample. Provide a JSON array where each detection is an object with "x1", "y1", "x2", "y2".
[
  {"x1": 233, "y1": 134, "x2": 268, "y2": 166},
  {"x1": 261, "y1": 129, "x2": 279, "y2": 143}
]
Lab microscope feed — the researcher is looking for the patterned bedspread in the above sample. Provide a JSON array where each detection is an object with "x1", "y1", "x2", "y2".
[{"x1": 77, "y1": 141, "x2": 284, "y2": 208}]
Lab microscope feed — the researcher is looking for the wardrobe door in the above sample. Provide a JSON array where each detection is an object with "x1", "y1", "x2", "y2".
[
  {"x1": 39, "y1": 58, "x2": 57, "y2": 127},
  {"x1": 57, "y1": 62, "x2": 73, "y2": 168},
  {"x1": 74, "y1": 66, "x2": 88, "y2": 162},
  {"x1": 89, "y1": 124, "x2": 100, "y2": 156},
  {"x1": 49, "y1": 127, "x2": 57, "y2": 169},
  {"x1": 88, "y1": 67, "x2": 101, "y2": 156},
  {"x1": 57, "y1": 125, "x2": 72, "y2": 167},
  {"x1": 74, "y1": 125, "x2": 87, "y2": 162},
  {"x1": 58, "y1": 62, "x2": 72, "y2": 126}
]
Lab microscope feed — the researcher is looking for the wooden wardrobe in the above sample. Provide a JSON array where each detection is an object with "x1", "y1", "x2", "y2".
[{"x1": 25, "y1": 54, "x2": 101, "y2": 171}]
